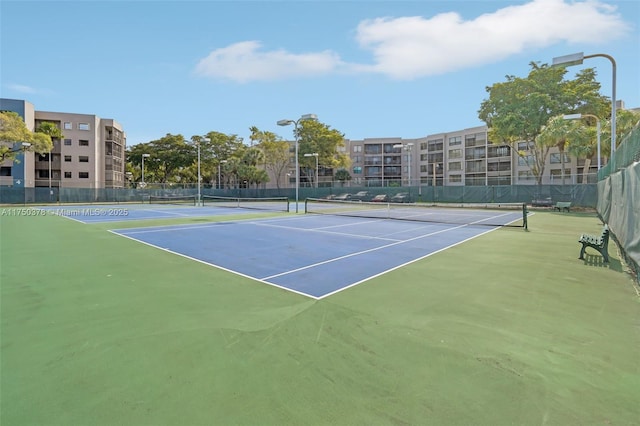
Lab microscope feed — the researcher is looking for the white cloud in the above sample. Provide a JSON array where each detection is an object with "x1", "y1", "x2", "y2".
[
  {"x1": 7, "y1": 83, "x2": 38, "y2": 94},
  {"x1": 194, "y1": 41, "x2": 343, "y2": 83},
  {"x1": 195, "y1": 0, "x2": 630, "y2": 82},
  {"x1": 355, "y1": 0, "x2": 630, "y2": 79}
]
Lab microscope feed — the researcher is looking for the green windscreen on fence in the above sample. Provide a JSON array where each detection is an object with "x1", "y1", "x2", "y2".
[
  {"x1": 598, "y1": 124, "x2": 640, "y2": 180},
  {"x1": 597, "y1": 156, "x2": 640, "y2": 281}
]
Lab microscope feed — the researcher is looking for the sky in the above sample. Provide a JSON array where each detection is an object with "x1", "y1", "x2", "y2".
[{"x1": 1, "y1": 0, "x2": 638, "y2": 146}]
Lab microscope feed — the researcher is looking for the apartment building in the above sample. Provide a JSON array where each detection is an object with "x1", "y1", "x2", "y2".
[
  {"x1": 1, "y1": 98, "x2": 126, "y2": 189},
  {"x1": 346, "y1": 125, "x2": 600, "y2": 187}
]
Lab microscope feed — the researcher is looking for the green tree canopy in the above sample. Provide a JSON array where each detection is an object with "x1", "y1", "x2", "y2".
[
  {"x1": 1, "y1": 112, "x2": 53, "y2": 162},
  {"x1": 478, "y1": 62, "x2": 609, "y2": 184},
  {"x1": 250, "y1": 126, "x2": 289, "y2": 189},
  {"x1": 294, "y1": 119, "x2": 350, "y2": 187},
  {"x1": 127, "y1": 134, "x2": 194, "y2": 183}
]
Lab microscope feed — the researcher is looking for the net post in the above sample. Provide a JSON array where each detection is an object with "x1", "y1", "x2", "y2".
[
  {"x1": 304, "y1": 198, "x2": 309, "y2": 213},
  {"x1": 522, "y1": 203, "x2": 528, "y2": 230}
]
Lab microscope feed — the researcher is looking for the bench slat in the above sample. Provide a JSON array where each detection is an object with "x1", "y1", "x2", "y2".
[{"x1": 578, "y1": 225, "x2": 609, "y2": 262}]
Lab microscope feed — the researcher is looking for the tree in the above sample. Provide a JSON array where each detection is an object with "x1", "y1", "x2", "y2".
[
  {"x1": 478, "y1": 62, "x2": 609, "y2": 184},
  {"x1": 127, "y1": 134, "x2": 194, "y2": 184},
  {"x1": 294, "y1": 120, "x2": 350, "y2": 187},
  {"x1": 35, "y1": 121, "x2": 63, "y2": 141},
  {"x1": 250, "y1": 126, "x2": 290, "y2": 189},
  {"x1": 238, "y1": 146, "x2": 268, "y2": 188},
  {"x1": 0, "y1": 111, "x2": 53, "y2": 162},
  {"x1": 35, "y1": 122, "x2": 64, "y2": 182},
  {"x1": 601, "y1": 109, "x2": 640, "y2": 158},
  {"x1": 536, "y1": 116, "x2": 585, "y2": 184},
  {"x1": 200, "y1": 131, "x2": 245, "y2": 187},
  {"x1": 334, "y1": 169, "x2": 352, "y2": 187}
]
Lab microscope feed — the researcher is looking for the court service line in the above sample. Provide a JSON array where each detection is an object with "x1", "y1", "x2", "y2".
[
  {"x1": 249, "y1": 220, "x2": 403, "y2": 242},
  {"x1": 260, "y1": 223, "x2": 469, "y2": 280}
]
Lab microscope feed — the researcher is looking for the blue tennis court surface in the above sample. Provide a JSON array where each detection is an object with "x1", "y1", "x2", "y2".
[
  {"x1": 111, "y1": 215, "x2": 504, "y2": 299},
  {"x1": 37, "y1": 204, "x2": 282, "y2": 223}
]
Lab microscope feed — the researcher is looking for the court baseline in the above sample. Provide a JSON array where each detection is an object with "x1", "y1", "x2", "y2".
[{"x1": 111, "y1": 215, "x2": 500, "y2": 299}]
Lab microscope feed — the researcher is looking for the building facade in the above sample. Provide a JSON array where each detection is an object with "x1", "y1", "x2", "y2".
[
  {"x1": 345, "y1": 124, "x2": 601, "y2": 188},
  {"x1": 1, "y1": 98, "x2": 126, "y2": 189}
]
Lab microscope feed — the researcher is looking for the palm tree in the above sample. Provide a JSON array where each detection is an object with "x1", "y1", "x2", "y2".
[{"x1": 536, "y1": 116, "x2": 579, "y2": 184}]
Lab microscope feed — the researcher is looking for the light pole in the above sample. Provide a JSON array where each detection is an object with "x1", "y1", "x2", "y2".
[
  {"x1": 393, "y1": 143, "x2": 414, "y2": 186},
  {"x1": 553, "y1": 52, "x2": 617, "y2": 159},
  {"x1": 277, "y1": 113, "x2": 318, "y2": 212},
  {"x1": 9, "y1": 142, "x2": 31, "y2": 153},
  {"x1": 141, "y1": 153, "x2": 150, "y2": 186},
  {"x1": 48, "y1": 148, "x2": 52, "y2": 192},
  {"x1": 304, "y1": 153, "x2": 319, "y2": 188},
  {"x1": 218, "y1": 160, "x2": 227, "y2": 190},
  {"x1": 563, "y1": 113, "x2": 602, "y2": 170}
]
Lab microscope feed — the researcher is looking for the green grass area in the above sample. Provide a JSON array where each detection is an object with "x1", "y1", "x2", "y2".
[{"x1": 1, "y1": 209, "x2": 639, "y2": 425}]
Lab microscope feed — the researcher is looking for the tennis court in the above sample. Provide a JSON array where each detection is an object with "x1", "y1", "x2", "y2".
[
  {"x1": 36, "y1": 195, "x2": 291, "y2": 223},
  {"x1": 112, "y1": 212, "x2": 517, "y2": 298},
  {"x1": 2, "y1": 199, "x2": 639, "y2": 425}
]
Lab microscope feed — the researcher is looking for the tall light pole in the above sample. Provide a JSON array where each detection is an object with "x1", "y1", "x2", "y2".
[
  {"x1": 218, "y1": 160, "x2": 227, "y2": 190},
  {"x1": 563, "y1": 113, "x2": 602, "y2": 170},
  {"x1": 48, "y1": 148, "x2": 52, "y2": 192},
  {"x1": 277, "y1": 113, "x2": 318, "y2": 212},
  {"x1": 393, "y1": 142, "x2": 414, "y2": 186},
  {"x1": 304, "y1": 153, "x2": 319, "y2": 188},
  {"x1": 552, "y1": 52, "x2": 617, "y2": 160},
  {"x1": 196, "y1": 141, "x2": 201, "y2": 204},
  {"x1": 141, "y1": 153, "x2": 150, "y2": 185},
  {"x1": 195, "y1": 137, "x2": 209, "y2": 206}
]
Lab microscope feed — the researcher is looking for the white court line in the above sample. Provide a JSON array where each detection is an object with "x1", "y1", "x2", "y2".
[
  {"x1": 317, "y1": 225, "x2": 499, "y2": 299},
  {"x1": 261, "y1": 223, "x2": 469, "y2": 280},
  {"x1": 110, "y1": 213, "x2": 518, "y2": 299},
  {"x1": 108, "y1": 229, "x2": 317, "y2": 299},
  {"x1": 250, "y1": 220, "x2": 404, "y2": 242}
]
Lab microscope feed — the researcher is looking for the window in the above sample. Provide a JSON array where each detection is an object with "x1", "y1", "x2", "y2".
[
  {"x1": 64, "y1": 139, "x2": 72, "y2": 146},
  {"x1": 79, "y1": 139, "x2": 89, "y2": 146},
  {"x1": 517, "y1": 141, "x2": 534, "y2": 151},
  {"x1": 79, "y1": 172, "x2": 89, "y2": 179},
  {"x1": 64, "y1": 172, "x2": 72, "y2": 178},
  {"x1": 64, "y1": 155, "x2": 72, "y2": 162},
  {"x1": 449, "y1": 148, "x2": 462, "y2": 159},
  {"x1": 518, "y1": 170, "x2": 535, "y2": 181},
  {"x1": 550, "y1": 153, "x2": 571, "y2": 164},
  {"x1": 79, "y1": 156, "x2": 89, "y2": 163},
  {"x1": 550, "y1": 169, "x2": 572, "y2": 181},
  {"x1": 0, "y1": 167, "x2": 11, "y2": 177},
  {"x1": 518, "y1": 155, "x2": 534, "y2": 166},
  {"x1": 63, "y1": 122, "x2": 72, "y2": 130},
  {"x1": 449, "y1": 161, "x2": 462, "y2": 171},
  {"x1": 449, "y1": 174, "x2": 462, "y2": 183},
  {"x1": 38, "y1": 170, "x2": 49, "y2": 178},
  {"x1": 78, "y1": 123, "x2": 90, "y2": 131},
  {"x1": 353, "y1": 145, "x2": 362, "y2": 153},
  {"x1": 364, "y1": 145, "x2": 381, "y2": 154},
  {"x1": 449, "y1": 136, "x2": 462, "y2": 146},
  {"x1": 353, "y1": 166, "x2": 362, "y2": 174},
  {"x1": 427, "y1": 139, "x2": 444, "y2": 151}
]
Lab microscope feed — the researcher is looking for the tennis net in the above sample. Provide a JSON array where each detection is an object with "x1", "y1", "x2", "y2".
[
  {"x1": 202, "y1": 195, "x2": 290, "y2": 212},
  {"x1": 305, "y1": 198, "x2": 528, "y2": 228},
  {"x1": 148, "y1": 195, "x2": 197, "y2": 206}
]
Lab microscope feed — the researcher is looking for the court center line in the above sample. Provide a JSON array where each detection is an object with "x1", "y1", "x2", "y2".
[
  {"x1": 249, "y1": 220, "x2": 404, "y2": 242},
  {"x1": 260, "y1": 223, "x2": 468, "y2": 280}
]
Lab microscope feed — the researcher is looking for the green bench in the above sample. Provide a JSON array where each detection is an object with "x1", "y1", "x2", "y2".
[
  {"x1": 578, "y1": 225, "x2": 610, "y2": 263},
  {"x1": 554, "y1": 201, "x2": 572, "y2": 212}
]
